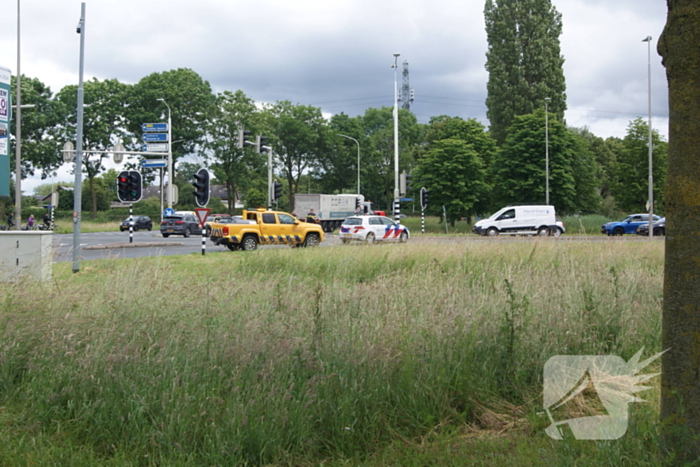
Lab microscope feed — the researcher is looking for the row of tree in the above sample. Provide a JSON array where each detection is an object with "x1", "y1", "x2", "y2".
[{"x1": 6, "y1": 67, "x2": 665, "y2": 224}]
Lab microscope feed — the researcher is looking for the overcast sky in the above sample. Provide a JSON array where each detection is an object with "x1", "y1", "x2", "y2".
[{"x1": 1, "y1": 0, "x2": 669, "y2": 194}]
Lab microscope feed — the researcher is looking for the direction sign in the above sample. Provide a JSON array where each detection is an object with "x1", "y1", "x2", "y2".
[
  {"x1": 141, "y1": 143, "x2": 169, "y2": 152},
  {"x1": 142, "y1": 123, "x2": 168, "y2": 132},
  {"x1": 141, "y1": 159, "x2": 167, "y2": 168},
  {"x1": 195, "y1": 208, "x2": 211, "y2": 227},
  {"x1": 142, "y1": 133, "x2": 168, "y2": 142},
  {"x1": 164, "y1": 207, "x2": 175, "y2": 217}
]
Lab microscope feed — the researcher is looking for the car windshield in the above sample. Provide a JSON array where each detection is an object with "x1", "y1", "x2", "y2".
[{"x1": 343, "y1": 217, "x2": 363, "y2": 226}]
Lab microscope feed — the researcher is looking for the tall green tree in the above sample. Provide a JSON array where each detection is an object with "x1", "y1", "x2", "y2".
[
  {"x1": 659, "y1": 2, "x2": 700, "y2": 460},
  {"x1": 357, "y1": 107, "x2": 421, "y2": 211},
  {"x1": 609, "y1": 118, "x2": 667, "y2": 213},
  {"x1": 9, "y1": 75, "x2": 62, "y2": 179},
  {"x1": 55, "y1": 78, "x2": 131, "y2": 218},
  {"x1": 413, "y1": 138, "x2": 490, "y2": 226},
  {"x1": 492, "y1": 110, "x2": 600, "y2": 214},
  {"x1": 125, "y1": 68, "x2": 214, "y2": 164},
  {"x1": 266, "y1": 101, "x2": 330, "y2": 211},
  {"x1": 484, "y1": 0, "x2": 567, "y2": 145},
  {"x1": 204, "y1": 90, "x2": 263, "y2": 213},
  {"x1": 322, "y1": 113, "x2": 365, "y2": 195}
]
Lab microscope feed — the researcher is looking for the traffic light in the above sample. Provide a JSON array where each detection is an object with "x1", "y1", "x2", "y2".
[
  {"x1": 117, "y1": 170, "x2": 142, "y2": 202},
  {"x1": 399, "y1": 171, "x2": 412, "y2": 196},
  {"x1": 237, "y1": 128, "x2": 253, "y2": 149},
  {"x1": 356, "y1": 196, "x2": 361, "y2": 210},
  {"x1": 273, "y1": 180, "x2": 282, "y2": 202},
  {"x1": 127, "y1": 171, "x2": 143, "y2": 202},
  {"x1": 420, "y1": 187, "x2": 429, "y2": 210},
  {"x1": 117, "y1": 171, "x2": 130, "y2": 202},
  {"x1": 256, "y1": 135, "x2": 269, "y2": 154},
  {"x1": 192, "y1": 168, "x2": 210, "y2": 207}
]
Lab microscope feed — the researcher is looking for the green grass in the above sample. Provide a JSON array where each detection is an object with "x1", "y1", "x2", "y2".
[{"x1": 0, "y1": 241, "x2": 665, "y2": 465}]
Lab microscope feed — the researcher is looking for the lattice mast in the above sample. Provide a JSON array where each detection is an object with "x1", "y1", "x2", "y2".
[{"x1": 400, "y1": 60, "x2": 414, "y2": 110}]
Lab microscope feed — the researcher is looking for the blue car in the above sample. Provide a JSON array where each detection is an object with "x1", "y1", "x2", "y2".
[{"x1": 601, "y1": 214, "x2": 662, "y2": 236}]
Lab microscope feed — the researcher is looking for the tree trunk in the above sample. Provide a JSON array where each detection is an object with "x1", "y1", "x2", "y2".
[{"x1": 658, "y1": 1, "x2": 700, "y2": 462}]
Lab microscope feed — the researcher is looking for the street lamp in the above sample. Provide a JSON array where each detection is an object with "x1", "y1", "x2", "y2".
[
  {"x1": 392, "y1": 53, "x2": 400, "y2": 221},
  {"x1": 338, "y1": 134, "x2": 361, "y2": 194},
  {"x1": 544, "y1": 97, "x2": 551, "y2": 205},
  {"x1": 157, "y1": 98, "x2": 173, "y2": 209},
  {"x1": 14, "y1": 0, "x2": 22, "y2": 229},
  {"x1": 72, "y1": 2, "x2": 86, "y2": 273},
  {"x1": 642, "y1": 35, "x2": 654, "y2": 239}
]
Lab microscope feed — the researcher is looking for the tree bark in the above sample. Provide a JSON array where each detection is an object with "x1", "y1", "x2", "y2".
[{"x1": 659, "y1": 1, "x2": 700, "y2": 461}]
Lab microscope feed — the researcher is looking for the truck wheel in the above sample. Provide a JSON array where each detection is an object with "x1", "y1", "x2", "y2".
[
  {"x1": 242, "y1": 235, "x2": 258, "y2": 251},
  {"x1": 537, "y1": 227, "x2": 549, "y2": 236},
  {"x1": 304, "y1": 233, "x2": 320, "y2": 247},
  {"x1": 226, "y1": 244, "x2": 239, "y2": 251},
  {"x1": 365, "y1": 232, "x2": 376, "y2": 244},
  {"x1": 613, "y1": 227, "x2": 624, "y2": 236},
  {"x1": 486, "y1": 228, "x2": 498, "y2": 237}
]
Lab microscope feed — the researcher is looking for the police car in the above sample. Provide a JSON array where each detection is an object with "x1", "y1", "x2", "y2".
[{"x1": 339, "y1": 215, "x2": 410, "y2": 244}]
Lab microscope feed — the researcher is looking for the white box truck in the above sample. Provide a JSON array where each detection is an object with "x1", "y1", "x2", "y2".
[
  {"x1": 472, "y1": 205, "x2": 565, "y2": 237},
  {"x1": 294, "y1": 194, "x2": 365, "y2": 232}
]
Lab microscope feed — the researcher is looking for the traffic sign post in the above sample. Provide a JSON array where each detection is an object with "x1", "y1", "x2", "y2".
[
  {"x1": 195, "y1": 208, "x2": 211, "y2": 256},
  {"x1": 142, "y1": 123, "x2": 168, "y2": 132},
  {"x1": 142, "y1": 133, "x2": 168, "y2": 142}
]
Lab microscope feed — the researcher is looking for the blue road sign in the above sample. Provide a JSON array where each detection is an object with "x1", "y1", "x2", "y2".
[
  {"x1": 142, "y1": 123, "x2": 168, "y2": 132},
  {"x1": 142, "y1": 132, "x2": 168, "y2": 142},
  {"x1": 164, "y1": 208, "x2": 175, "y2": 217},
  {"x1": 141, "y1": 159, "x2": 167, "y2": 168}
]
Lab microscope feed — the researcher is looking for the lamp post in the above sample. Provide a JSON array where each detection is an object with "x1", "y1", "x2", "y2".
[
  {"x1": 14, "y1": 0, "x2": 21, "y2": 229},
  {"x1": 544, "y1": 97, "x2": 551, "y2": 205},
  {"x1": 72, "y1": 2, "x2": 86, "y2": 273},
  {"x1": 338, "y1": 134, "x2": 360, "y2": 194},
  {"x1": 642, "y1": 35, "x2": 653, "y2": 239},
  {"x1": 392, "y1": 53, "x2": 400, "y2": 221},
  {"x1": 157, "y1": 98, "x2": 173, "y2": 209}
]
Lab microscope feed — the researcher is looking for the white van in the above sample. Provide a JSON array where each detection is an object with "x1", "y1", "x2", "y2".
[{"x1": 472, "y1": 205, "x2": 565, "y2": 237}]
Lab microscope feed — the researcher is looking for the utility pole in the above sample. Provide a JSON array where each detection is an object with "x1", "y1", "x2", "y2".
[{"x1": 392, "y1": 53, "x2": 400, "y2": 222}]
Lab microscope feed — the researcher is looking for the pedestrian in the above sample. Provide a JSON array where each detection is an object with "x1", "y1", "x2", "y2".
[
  {"x1": 306, "y1": 208, "x2": 318, "y2": 224},
  {"x1": 28, "y1": 214, "x2": 35, "y2": 229},
  {"x1": 291, "y1": 210, "x2": 299, "y2": 219}
]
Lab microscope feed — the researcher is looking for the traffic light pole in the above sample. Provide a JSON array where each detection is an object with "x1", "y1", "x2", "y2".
[
  {"x1": 129, "y1": 203, "x2": 133, "y2": 244},
  {"x1": 267, "y1": 148, "x2": 272, "y2": 209}
]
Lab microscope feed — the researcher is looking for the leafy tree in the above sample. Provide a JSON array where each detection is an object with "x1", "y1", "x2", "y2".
[
  {"x1": 484, "y1": 0, "x2": 567, "y2": 145},
  {"x1": 266, "y1": 101, "x2": 330, "y2": 211},
  {"x1": 9, "y1": 75, "x2": 63, "y2": 179},
  {"x1": 357, "y1": 107, "x2": 421, "y2": 211},
  {"x1": 492, "y1": 110, "x2": 588, "y2": 214},
  {"x1": 55, "y1": 78, "x2": 131, "y2": 218},
  {"x1": 413, "y1": 138, "x2": 489, "y2": 226},
  {"x1": 125, "y1": 68, "x2": 214, "y2": 167},
  {"x1": 658, "y1": 2, "x2": 700, "y2": 460},
  {"x1": 204, "y1": 90, "x2": 263, "y2": 213},
  {"x1": 322, "y1": 113, "x2": 365, "y2": 194},
  {"x1": 609, "y1": 117, "x2": 667, "y2": 213},
  {"x1": 422, "y1": 116, "x2": 498, "y2": 208}
]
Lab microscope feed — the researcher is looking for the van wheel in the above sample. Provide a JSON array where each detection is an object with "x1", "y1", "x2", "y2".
[
  {"x1": 242, "y1": 235, "x2": 258, "y2": 251},
  {"x1": 551, "y1": 228, "x2": 562, "y2": 237},
  {"x1": 486, "y1": 228, "x2": 498, "y2": 237},
  {"x1": 538, "y1": 227, "x2": 549, "y2": 236}
]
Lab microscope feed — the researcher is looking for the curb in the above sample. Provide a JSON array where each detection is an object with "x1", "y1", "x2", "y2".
[{"x1": 83, "y1": 242, "x2": 184, "y2": 250}]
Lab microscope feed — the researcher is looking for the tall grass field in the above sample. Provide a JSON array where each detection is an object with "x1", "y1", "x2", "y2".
[{"x1": 0, "y1": 240, "x2": 664, "y2": 465}]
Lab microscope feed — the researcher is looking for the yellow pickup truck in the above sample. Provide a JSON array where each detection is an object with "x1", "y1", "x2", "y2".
[{"x1": 209, "y1": 209, "x2": 325, "y2": 251}]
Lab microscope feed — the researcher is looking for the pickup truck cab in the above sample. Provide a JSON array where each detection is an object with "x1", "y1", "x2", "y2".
[{"x1": 209, "y1": 209, "x2": 325, "y2": 251}]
